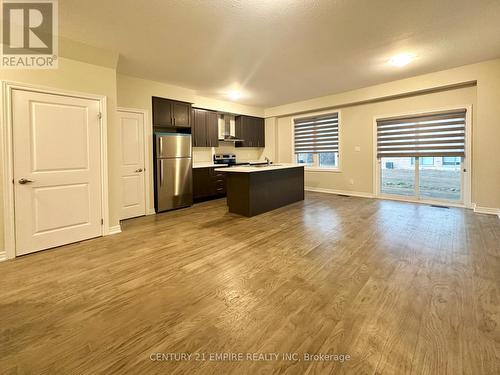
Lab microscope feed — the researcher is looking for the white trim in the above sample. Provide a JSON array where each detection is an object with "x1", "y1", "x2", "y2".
[
  {"x1": 100, "y1": 97, "x2": 110, "y2": 235},
  {"x1": 377, "y1": 193, "x2": 466, "y2": 208},
  {"x1": 305, "y1": 187, "x2": 374, "y2": 199},
  {"x1": 372, "y1": 104, "x2": 473, "y2": 209},
  {"x1": 108, "y1": 224, "x2": 122, "y2": 235},
  {"x1": 472, "y1": 204, "x2": 500, "y2": 217},
  {"x1": 117, "y1": 107, "x2": 153, "y2": 218},
  {"x1": 1, "y1": 80, "x2": 110, "y2": 259},
  {"x1": 0, "y1": 251, "x2": 6, "y2": 262},
  {"x1": 290, "y1": 109, "x2": 342, "y2": 170},
  {"x1": 147, "y1": 208, "x2": 156, "y2": 215},
  {"x1": 305, "y1": 167, "x2": 342, "y2": 173},
  {"x1": 1, "y1": 81, "x2": 16, "y2": 260}
]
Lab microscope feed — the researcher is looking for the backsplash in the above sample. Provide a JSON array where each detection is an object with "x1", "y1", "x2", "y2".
[{"x1": 193, "y1": 143, "x2": 264, "y2": 163}]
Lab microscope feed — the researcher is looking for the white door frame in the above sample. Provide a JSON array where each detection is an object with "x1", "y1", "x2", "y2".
[
  {"x1": 117, "y1": 107, "x2": 153, "y2": 217},
  {"x1": 372, "y1": 105, "x2": 473, "y2": 209},
  {"x1": 1, "y1": 81, "x2": 110, "y2": 260}
]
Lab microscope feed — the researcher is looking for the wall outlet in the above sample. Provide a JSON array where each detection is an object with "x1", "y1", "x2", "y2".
[
  {"x1": 349, "y1": 179, "x2": 354, "y2": 185},
  {"x1": 355, "y1": 146, "x2": 361, "y2": 152}
]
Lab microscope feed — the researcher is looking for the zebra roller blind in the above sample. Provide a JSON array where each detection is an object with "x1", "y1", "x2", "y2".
[
  {"x1": 294, "y1": 113, "x2": 339, "y2": 154},
  {"x1": 377, "y1": 109, "x2": 466, "y2": 158}
]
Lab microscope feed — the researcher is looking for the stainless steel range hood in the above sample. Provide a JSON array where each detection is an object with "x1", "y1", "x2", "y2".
[{"x1": 218, "y1": 114, "x2": 244, "y2": 142}]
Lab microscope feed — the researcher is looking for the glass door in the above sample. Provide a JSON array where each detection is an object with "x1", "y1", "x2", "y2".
[
  {"x1": 380, "y1": 157, "x2": 416, "y2": 196},
  {"x1": 380, "y1": 156, "x2": 463, "y2": 203}
]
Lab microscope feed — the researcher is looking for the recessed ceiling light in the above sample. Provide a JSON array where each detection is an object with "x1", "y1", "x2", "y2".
[
  {"x1": 389, "y1": 53, "x2": 415, "y2": 67},
  {"x1": 227, "y1": 90, "x2": 242, "y2": 101}
]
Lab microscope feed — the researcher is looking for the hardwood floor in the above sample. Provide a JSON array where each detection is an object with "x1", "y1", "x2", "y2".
[{"x1": 1, "y1": 192, "x2": 499, "y2": 374}]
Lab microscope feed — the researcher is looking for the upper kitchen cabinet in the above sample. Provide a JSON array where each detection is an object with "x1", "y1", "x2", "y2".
[
  {"x1": 172, "y1": 101, "x2": 191, "y2": 127},
  {"x1": 152, "y1": 96, "x2": 192, "y2": 128},
  {"x1": 192, "y1": 108, "x2": 219, "y2": 147},
  {"x1": 206, "y1": 111, "x2": 219, "y2": 147},
  {"x1": 235, "y1": 115, "x2": 265, "y2": 148},
  {"x1": 192, "y1": 109, "x2": 207, "y2": 147}
]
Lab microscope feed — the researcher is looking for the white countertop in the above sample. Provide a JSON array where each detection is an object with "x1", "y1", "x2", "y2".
[
  {"x1": 193, "y1": 160, "x2": 271, "y2": 168},
  {"x1": 192, "y1": 162, "x2": 228, "y2": 168},
  {"x1": 214, "y1": 163, "x2": 304, "y2": 173}
]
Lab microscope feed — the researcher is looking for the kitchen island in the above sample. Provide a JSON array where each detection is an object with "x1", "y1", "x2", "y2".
[{"x1": 214, "y1": 164, "x2": 304, "y2": 217}]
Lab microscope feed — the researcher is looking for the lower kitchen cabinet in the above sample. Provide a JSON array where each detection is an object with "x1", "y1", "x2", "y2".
[{"x1": 193, "y1": 167, "x2": 226, "y2": 201}]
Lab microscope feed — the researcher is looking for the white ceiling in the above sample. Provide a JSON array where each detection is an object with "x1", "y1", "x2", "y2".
[{"x1": 59, "y1": 0, "x2": 500, "y2": 107}]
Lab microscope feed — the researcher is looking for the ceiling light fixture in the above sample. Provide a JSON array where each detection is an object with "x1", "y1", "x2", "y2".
[
  {"x1": 389, "y1": 53, "x2": 415, "y2": 67},
  {"x1": 227, "y1": 90, "x2": 242, "y2": 101}
]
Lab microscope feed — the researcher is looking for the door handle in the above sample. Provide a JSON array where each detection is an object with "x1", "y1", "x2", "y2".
[
  {"x1": 135, "y1": 168, "x2": 143, "y2": 173},
  {"x1": 18, "y1": 178, "x2": 34, "y2": 184}
]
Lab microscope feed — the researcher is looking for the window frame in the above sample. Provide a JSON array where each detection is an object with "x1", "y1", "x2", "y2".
[{"x1": 291, "y1": 110, "x2": 342, "y2": 172}]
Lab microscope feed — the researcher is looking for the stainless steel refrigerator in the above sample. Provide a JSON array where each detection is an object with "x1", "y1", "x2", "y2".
[{"x1": 154, "y1": 133, "x2": 193, "y2": 212}]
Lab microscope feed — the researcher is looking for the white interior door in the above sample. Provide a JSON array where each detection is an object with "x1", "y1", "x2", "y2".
[
  {"x1": 12, "y1": 89, "x2": 103, "y2": 256},
  {"x1": 118, "y1": 110, "x2": 146, "y2": 219}
]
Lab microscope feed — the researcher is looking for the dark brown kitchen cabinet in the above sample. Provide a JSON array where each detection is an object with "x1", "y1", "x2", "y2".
[
  {"x1": 192, "y1": 109, "x2": 207, "y2": 147},
  {"x1": 206, "y1": 111, "x2": 219, "y2": 147},
  {"x1": 192, "y1": 108, "x2": 219, "y2": 147},
  {"x1": 235, "y1": 115, "x2": 265, "y2": 148},
  {"x1": 193, "y1": 167, "x2": 211, "y2": 200},
  {"x1": 152, "y1": 96, "x2": 192, "y2": 128},
  {"x1": 193, "y1": 167, "x2": 226, "y2": 201}
]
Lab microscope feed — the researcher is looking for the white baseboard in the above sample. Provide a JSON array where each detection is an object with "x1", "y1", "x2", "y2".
[
  {"x1": 107, "y1": 224, "x2": 122, "y2": 235},
  {"x1": 147, "y1": 208, "x2": 156, "y2": 215},
  {"x1": 472, "y1": 203, "x2": 500, "y2": 217},
  {"x1": 0, "y1": 251, "x2": 6, "y2": 262},
  {"x1": 305, "y1": 186, "x2": 375, "y2": 199}
]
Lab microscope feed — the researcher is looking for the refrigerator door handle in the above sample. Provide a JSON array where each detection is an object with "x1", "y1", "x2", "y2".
[
  {"x1": 160, "y1": 159, "x2": 164, "y2": 186},
  {"x1": 159, "y1": 138, "x2": 163, "y2": 156}
]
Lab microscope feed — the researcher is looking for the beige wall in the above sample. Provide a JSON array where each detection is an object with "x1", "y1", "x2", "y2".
[
  {"x1": 268, "y1": 59, "x2": 500, "y2": 209},
  {"x1": 116, "y1": 74, "x2": 263, "y2": 117}
]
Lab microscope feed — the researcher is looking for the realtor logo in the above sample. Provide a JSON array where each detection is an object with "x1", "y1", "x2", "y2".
[{"x1": 1, "y1": 0, "x2": 58, "y2": 68}]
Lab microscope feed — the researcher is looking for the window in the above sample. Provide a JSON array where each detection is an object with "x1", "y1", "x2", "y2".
[
  {"x1": 443, "y1": 156, "x2": 461, "y2": 166},
  {"x1": 381, "y1": 157, "x2": 415, "y2": 196},
  {"x1": 319, "y1": 152, "x2": 338, "y2": 168},
  {"x1": 294, "y1": 112, "x2": 339, "y2": 169},
  {"x1": 376, "y1": 109, "x2": 466, "y2": 159},
  {"x1": 377, "y1": 109, "x2": 466, "y2": 203},
  {"x1": 421, "y1": 157, "x2": 435, "y2": 166},
  {"x1": 296, "y1": 153, "x2": 313, "y2": 165}
]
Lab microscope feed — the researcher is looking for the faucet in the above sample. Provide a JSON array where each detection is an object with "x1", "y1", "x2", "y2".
[{"x1": 264, "y1": 156, "x2": 271, "y2": 165}]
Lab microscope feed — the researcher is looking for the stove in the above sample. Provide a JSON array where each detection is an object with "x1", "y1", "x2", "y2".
[{"x1": 214, "y1": 153, "x2": 249, "y2": 166}]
